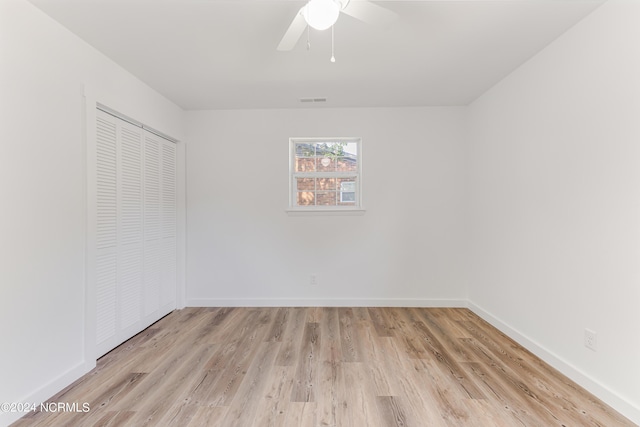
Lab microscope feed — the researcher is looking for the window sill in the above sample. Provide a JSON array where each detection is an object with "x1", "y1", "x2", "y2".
[{"x1": 286, "y1": 208, "x2": 366, "y2": 216}]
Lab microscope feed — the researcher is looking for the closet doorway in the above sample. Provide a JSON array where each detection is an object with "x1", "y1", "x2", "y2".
[{"x1": 89, "y1": 106, "x2": 177, "y2": 357}]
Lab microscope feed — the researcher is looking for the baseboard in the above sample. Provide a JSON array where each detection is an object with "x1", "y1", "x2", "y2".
[
  {"x1": 186, "y1": 297, "x2": 468, "y2": 308},
  {"x1": 468, "y1": 301, "x2": 640, "y2": 426},
  {"x1": 0, "y1": 360, "x2": 95, "y2": 427}
]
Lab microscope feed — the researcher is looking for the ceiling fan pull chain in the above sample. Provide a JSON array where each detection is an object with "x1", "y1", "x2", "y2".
[
  {"x1": 330, "y1": 25, "x2": 336, "y2": 62},
  {"x1": 307, "y1": 24, "x2": 311, "y2": 50}
]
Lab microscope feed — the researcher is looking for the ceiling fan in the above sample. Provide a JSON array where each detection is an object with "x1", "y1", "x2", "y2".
[{"x1": 277, "y1": 0, "x2": 398, "y2": 51}]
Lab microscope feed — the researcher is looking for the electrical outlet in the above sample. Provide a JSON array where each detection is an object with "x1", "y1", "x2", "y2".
[
  {"x1": 310, "y1": 274, "x2": 317, "y2": 285},
  {"x1": 584, "y1": 329, "x2": 597, "y2": 351}
]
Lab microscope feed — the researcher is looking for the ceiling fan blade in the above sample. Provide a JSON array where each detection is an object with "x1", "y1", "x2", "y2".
[
  {"x1": 341, "y1": 0, "x2": 398, "y2": 27},
  {"x1": 277, "y1": 7, "x2": 307, "y2": 51}
]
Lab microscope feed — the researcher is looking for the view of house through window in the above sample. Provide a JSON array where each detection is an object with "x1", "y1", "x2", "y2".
[{"x1": 290, "y1": 137, "x2": 361, "y2": 209}]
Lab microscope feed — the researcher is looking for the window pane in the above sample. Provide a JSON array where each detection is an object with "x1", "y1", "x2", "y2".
[
  {"x1": 336, "y1": 157, "x2": 357, "y2": 172},
  {"x1": 338, "y1": 178, "x2": 356, "y2": 188},
  {"x1": 295, "y1": 143, "x2": 316, "y2": 172},
  {"x1": 316, "y1": 191, "x2": 337, "y2": 206},
  {"x1": 295, "y1": 157, "x2": 315, "y2": 172},
  {"x1": 315, "y1": 142, "x2": 355, "y2": 172},
  {"x1": 297, "y1": 191, "x2": 315, "y2": 206},
  {"x1": 317, "y1": 156, "x2": 336, "y2": 172},
  {"x1": 317, "y1": 142, "x2": 347, "y2": 156},
  {"x1": 339, "y1": 178, "x2": 356, "y2": 205},
  {"x1": 295, "y1": 143, "x2": 315, "y2": 157},
  {"x1": 343, "y1": 142, "x2": 358, "y2": 156},
  {"x1": 296, "y1": 178, "x2": 314, "y2": 191},
  {"x1": 340, "y1": 192, "x2": 355, "y2": 203},
  {"x1": 316, "y1": 178, "x2": 336, "y2": 191}
]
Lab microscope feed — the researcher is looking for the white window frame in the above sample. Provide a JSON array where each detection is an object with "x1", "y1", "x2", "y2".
[{"x1": 288, "y1": 137, "x2": 364, "y2": 214}]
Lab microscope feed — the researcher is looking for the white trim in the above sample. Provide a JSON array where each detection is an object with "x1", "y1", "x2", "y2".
[
  {"x1": 176, "y1": 141, "x2": 187, "y2": 310},
  {"x1": 0, "y1": 360, "x2": 94, "y2": 427},
  {"x1": 468, "y1": 301, "x2": 640, "y2": 426},
  {"x1": 186, "y1": 298, "x2": 467, "y2": 308},
  {"x1": 286, "y1": 208, "x2": 366, "y2": 216},
  {"x1": 83, "y1": 87, "x2": 98, "y2": 364},
  {"x1": 293, "y1": 172, "x2": 358, "y2": 179},
  {"x1": 97, "y1": 103, "x2": 178, "y2": 144}
]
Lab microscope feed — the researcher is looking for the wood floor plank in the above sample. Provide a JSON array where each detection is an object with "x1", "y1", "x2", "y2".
[
  {"x1": 366, "y1": 336, "x2": 403, "y2": 396},
  {"x1": 338, "y1": 307, "x2": 365, "y2": 363},
  {"x1": 283, "y1": 402, "x2": 317, "y2": 427},
  {"x1": 199, "y1": 309, "x2": 275, "y2": 407},
  {"x1": 462, "y1": 360, "x2": 550, "y2": 426},
  {"x1": 188, "y1": 307, "x2": 236, "y2": 346},
  {"x1": 387, "y1": 346, "x2": 451, "y2": 427},
  {"x1": 13, "y1": 307, "x2": 636, "y2": 427},
  {"x1": 263, "y1": 365, "x2": 296, "y2": 401},
  {"x1": 402, "y1": 356, "x2": 476, "y2": 426},
  {"x1": 464, "y1": 399, "x2": 521, "y2": 427},
  {"x1": 119, "y1": 344, "x2": 216, "y2": 425},
  {"x1": 82, "y1": 372, "x2": 148, "y2": 415},
  {"x1": 185, "y1": 406, "x2": 228, "y2": 427},
  {"x1": 339, "y1": 362, "x2": 380, "y2": 427},
  {"x1": 199, "y1": 307, "x2": 251, "y2": 345},
  {"x1": 265, "y1": 307, "x2": 290, "y2": 342},
  {"x1": 137, "y1": 344, "x2": 218, "y2": 426},
  {"x1": 401, "y1": 310, "x2": 486, "y2": 400},
  {"x1": 368, "y1": 307, "x2": 397, "y2": 337},
  {"x1": 249, "y1": 398, "x2": 287, "y2": 427},
  {"x1": 410, "y1": 307, "x2": 477, "y2": 363},
  {"x1": 88, "y1": 411, "x2": 136, "y2": 427},
  {"x1": 152, "y1": 402, "x2": 199, "y2": 427},
  {"x1": 375, "y1": 396, "x2": 409, "y2": 427},
  {"x1": 220, "y1": 341, "x2": 281, "y2": 426},
  {"x1": 290, "y1": 322, "x2": 320, "y2": 402},
  {"x1": 275, "y1": 307, "x2": 308, "y2": 367},
  {"x1": 315, "y1": 307, "x2": 342, "y2": 426},
  {"x1": 385, "y1": 307, "x2": 430, "y2": 359},
  {"x1": 316, "y1": 359, "x2": 343, "y2": 426},
  {"x1": 318, "y1": 306, "x2": 342, "y2": 363}
]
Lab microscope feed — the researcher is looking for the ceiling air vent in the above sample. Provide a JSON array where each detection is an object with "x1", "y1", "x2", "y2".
[{"x1": 299, "y1": 98, "x2": 327, "y2": 103}]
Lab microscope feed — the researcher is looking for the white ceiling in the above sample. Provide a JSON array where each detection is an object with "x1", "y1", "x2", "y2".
[{"x1": 28, "y1": 0, "x2": 604, "y2": 110}]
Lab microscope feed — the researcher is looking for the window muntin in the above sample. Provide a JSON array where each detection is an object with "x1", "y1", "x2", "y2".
[{"x1": 290, "y1": 138, "x2": 361, "y2": 210}]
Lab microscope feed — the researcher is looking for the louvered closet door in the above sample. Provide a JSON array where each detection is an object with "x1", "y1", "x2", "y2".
[
  {"x1": 118, "y1": 125, "x2": 144, "y2": 338},
  {"x1": 143, "y1": 134, "x2": 177, "y2": 321},
  {"x1": 143, "y1": 134, "x2": 161, "y2": 318},
  {"x1": 95, "y1": 114, "x2": 118, "y2": 353},
  {"x1": 160, "y1": 141, "x2": 177, "y2": 311},
  {"x1": 94, "y1": 109, "x2": 177, "y2": 357}
]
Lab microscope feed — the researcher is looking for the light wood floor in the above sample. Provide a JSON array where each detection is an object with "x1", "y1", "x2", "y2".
[{"x1": 14, "y1": 307, "x2": 635, "y2": 426}]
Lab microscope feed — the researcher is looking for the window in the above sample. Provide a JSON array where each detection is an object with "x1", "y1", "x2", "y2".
[{"x1": 289, "y1": 137, "x2": 362, "y2": 211}]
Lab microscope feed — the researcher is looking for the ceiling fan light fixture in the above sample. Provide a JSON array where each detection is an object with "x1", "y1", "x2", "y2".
[{"x1": 303, "y1": 0, "x2": 340, "y2": 31}]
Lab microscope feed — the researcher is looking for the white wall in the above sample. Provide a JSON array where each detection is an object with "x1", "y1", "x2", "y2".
[
  {"x1": 3, "y1": 0, "x2": 638, "y2": 425},
  {"x1": 186, "y1": 107, "x2": 467, "y2": 306},
  {"x1": 0, "y1": 1, "x2": 184, "y2": 426},
  {"x1": 467, "y1": 0, "x2": 640, "y2": 423}
]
